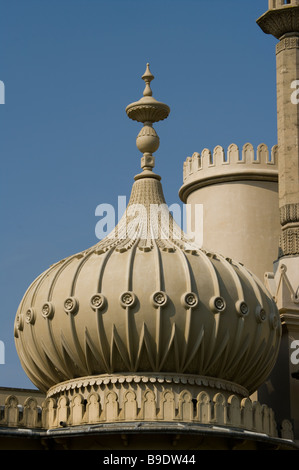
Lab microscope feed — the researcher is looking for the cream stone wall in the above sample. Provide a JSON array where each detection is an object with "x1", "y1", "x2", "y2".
[
  {"x1": 179, "y1": 143, "x2": 280, "y2": 282},
  {"x1": 0, "y1": 387, "x2": 45, "y2": 406}
]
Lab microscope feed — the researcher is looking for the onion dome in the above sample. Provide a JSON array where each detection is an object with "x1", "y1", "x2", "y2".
[{"x1": 14, "y1": 65, "x2": 281, "y2": 398}]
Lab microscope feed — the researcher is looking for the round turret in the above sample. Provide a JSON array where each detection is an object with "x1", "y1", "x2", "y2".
[{"x1": 179, "y1": 143, "x2": 280, "y2": 281}]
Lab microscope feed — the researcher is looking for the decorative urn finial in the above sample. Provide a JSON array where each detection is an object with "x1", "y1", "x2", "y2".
[{"x1": 126, "y1": 63, "x2": 170, "y2": 174}]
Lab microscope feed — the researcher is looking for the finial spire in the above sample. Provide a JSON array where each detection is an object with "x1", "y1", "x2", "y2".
[
  {"x1": 142, "y1": 63, "x2": 154, "y2": 97},
  {"x1": 126, "y1": 64, "x2": 170, "y2": 178}
]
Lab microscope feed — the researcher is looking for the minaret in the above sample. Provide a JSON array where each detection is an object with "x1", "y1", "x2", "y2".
[
  {"x1": 257, "y1": 0, "x2": 299, "y2": 257},
  {"x1": 257, "y1": 0, "x2": 299, "y2": 443}
]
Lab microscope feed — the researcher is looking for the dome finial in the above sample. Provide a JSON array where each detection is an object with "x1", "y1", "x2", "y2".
[
  {"x1": 142, "y1": 63, "x2": 154, "y2": 97},
  {"x1": 126, "y1": 64, "x2": 170, "y2": 177}
]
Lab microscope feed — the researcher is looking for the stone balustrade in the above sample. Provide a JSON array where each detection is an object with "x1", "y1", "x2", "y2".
[{"x1": 0, "y1": 390, "x2": 294, "y2": 442}]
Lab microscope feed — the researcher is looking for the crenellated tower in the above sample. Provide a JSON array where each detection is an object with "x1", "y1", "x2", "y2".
[
  {"x1": 257, "y1": 0, "x2": 299, "y2": 442},
  {"x1": 179, "y1": 143, "x2": 280, "y2": 282}
]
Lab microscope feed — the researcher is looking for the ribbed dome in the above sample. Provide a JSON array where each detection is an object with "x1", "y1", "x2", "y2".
[
  {"x1": 14, "y1": 65, "x2": 281, "y2": 395},
  {"x1": 14, "y1": 171, "x2": 281, "y2": 394}
]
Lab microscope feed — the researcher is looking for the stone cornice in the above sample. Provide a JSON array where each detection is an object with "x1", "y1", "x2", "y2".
[
  {"x1": 47, "y1": 373, "x2": 249, "y2": 399},
  {"x1": 280, "y1": 312, "x2": 299, "y2": 330},
  {"x1": 179, "y1": 170, "x2": 278, "y2": 203},
  {"x1": 257, "y1": 7, "x2": 299, "y2": 40}
]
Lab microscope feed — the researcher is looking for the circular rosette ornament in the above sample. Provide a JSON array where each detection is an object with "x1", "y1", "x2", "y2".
[
  {"x1": 151, "y1": 291, "x2": 168, "y2": 308},
  {"x1": 64, "y1": 297, "x2": 79, "y2": 314},
  {"x1": 120, "y1": 291, "x2": 136, "y2": 308},
  {"x1": 181, "y1": 292, "x2": 198, "y2": 309},
  {"x1": 90, "y1": 294, "x2": 106, "y2": 310}
]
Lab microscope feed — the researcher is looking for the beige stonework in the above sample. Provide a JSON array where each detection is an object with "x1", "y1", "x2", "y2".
[
  {"x1": 0, "y1": 387, "x2": 45, "y2": 407},
  {"x1": 8, "y1": 64, "x2": 293, "y2": 451},
  {"x1": 179, "y1": 143, "x2": 280, "y2": 282},
  {"x1": 256, "y1": 1, "x2": 299, "y2": 444},
  {"x1": 1, "y1": 5, "x2": 298, "y2": 448},
  {"x1": 257, "y1": 2, "x2": 299, "y2": 258},
  {"x1": 0, "y1": 377, "x2": 294, "y2": 443}
]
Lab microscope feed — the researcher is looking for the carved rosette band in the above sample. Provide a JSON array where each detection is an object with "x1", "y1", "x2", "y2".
[
  {"x1": 276, "y1": 35, "x2": 299, "y2": 54},
  {"x1": 15, "y1": 292, "x2": 277, "y2": 333}
]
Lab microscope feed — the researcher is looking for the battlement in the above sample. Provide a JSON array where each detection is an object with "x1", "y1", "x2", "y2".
[
  {"x1": 269, "y1": 0, "x2": 299, "y2": 9},
  {"x1": 180, "y1": 143, "x2": 278, "y2": 201},
  {"x1": 183, "y1": 143, "x2": 278, "y2": 181}
]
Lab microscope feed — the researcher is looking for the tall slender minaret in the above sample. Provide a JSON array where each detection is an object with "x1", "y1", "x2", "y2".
[
  {"x1": 257, "y1": 0, "x2": 299, "y2": 443},
  {"x1": 258, "y1": 0, "x2": 299, "y2": 257}
]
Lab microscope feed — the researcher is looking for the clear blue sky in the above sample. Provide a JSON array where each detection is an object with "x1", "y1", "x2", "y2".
[{"x1": 0, "y1": 0, "x2": 278, "y2": 389}]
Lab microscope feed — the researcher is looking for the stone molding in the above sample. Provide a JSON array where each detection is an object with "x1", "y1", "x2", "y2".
[
  {"x1": 46, "y1": 374, "x2": 249, "y2": 399},
  {"x1": 125, "y1": 104, "x2": 169, "y2": 124},
  {"x1": 280, "y1": 203, "x2": 299, "y2": 226},
  {"x1": 257, "y1": 6, "x2": 299, "y2": 40},
  {"x1": 276, "y1": 35, "x2": 299, "y2": 54}
]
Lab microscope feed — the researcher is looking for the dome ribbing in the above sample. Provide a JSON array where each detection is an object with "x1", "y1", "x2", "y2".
[{"x1": 14, "y1": 65, "x2": 281, "y2": 400}]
